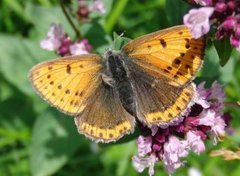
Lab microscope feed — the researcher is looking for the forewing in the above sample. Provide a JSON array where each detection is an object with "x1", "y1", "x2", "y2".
[
  {"x1": 29, "y1": 54, "x2": 102, "y2": 115},
  {"x1": 74, "y1": 85, "x2": 135, "y2": 143},
  {"x1": 123, "y1": 25, "x2": 205, "y2": 87},
  {"x1": 129, "y1": 63, "x2": 195, "y2": 126}
]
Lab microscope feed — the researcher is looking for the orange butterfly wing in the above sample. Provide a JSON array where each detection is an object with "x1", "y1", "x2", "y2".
[
  {"x1": 122, "y1": 25, "x2": 205, "y2": 126},
  {"x1": 29, "y1": 54, "x2": 135, "y2": 142},
  {"x1": 123, "y1": 25, "x2": 205, "y2": 87},
  {"x1": 29, "y1": 54, "x2": 102, "y2": 115},
  {"x1": 128, "y1": 64, "x2": 196, "y2": 126}
]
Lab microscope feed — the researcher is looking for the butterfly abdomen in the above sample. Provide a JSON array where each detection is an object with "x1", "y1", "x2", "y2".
[
  {"x1": 106, "y1": 53, "x2": 137, "y2": 116},
  {"x1": 118, "y1": 80, "x2": 136, "y2": 116}
]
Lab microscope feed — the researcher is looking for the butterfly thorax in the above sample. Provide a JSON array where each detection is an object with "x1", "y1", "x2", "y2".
[
  {"x1": 103, "y1": 52, "x2": 137, "y2": 116},
  {"x1": 107, "y1": 54, "x2": 127, "y2": 82}
]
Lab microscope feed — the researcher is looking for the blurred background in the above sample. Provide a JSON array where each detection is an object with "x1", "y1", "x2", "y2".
[{"x1": 0, "y1": 0, "x2": 240, "y2": 175}]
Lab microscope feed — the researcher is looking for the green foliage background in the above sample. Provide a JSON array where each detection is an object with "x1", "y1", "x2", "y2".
[{"x1": 0, "y1": 0, "x2": 240, "y2": 176}]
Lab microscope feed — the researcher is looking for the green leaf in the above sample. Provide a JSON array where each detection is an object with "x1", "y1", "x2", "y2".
[
  {"x1": 81, "y1": 21, "x2": 109, "y2": 51},
  {"x1": 104, "y1": 0, "x2": 129, "y2": 33},
  {"x1": 112, "y1": 32, "x2": 131, "y2": 50},
  {"x1": 199, "y1": 40, "x2": 235, "y2": 85},
  {"x1": 0, "y1": 151, "x2": 29, "y2": 176},
  {"x1": 30, "y1": 109, "x2": 85, "y2": 176},
  {"x1": 101, "y1": 141, "x2": 136, "y2": 176},
  {"x1": 200, "y1": 42, "x2": 220, "y2": 78},
  {"x1": 25, "y1": 5, "x2": 73, "y2": 39},
  {"x1": 0, "y1": 5, "x2": 82, "y2": 96},
  {"x1": 219, "y1": 55, "x2": 234, "y2": 83},
  {"x1": 0, "y1": 76, "x2": 14, "y2": 102},
  {"x1": 195, "y1": 42, "x2": 221, "y2": 86},
  {"x1": 3, "y1": 0, "x2": 25, "y2": 19},
  {"x1": 165, "y1": 0, "x2": 189, "y2": 25},
  {"x1": 0, "y1": 35, "x2": 54, "y2": 96},
  {"x1": 214, "y1": 38, "x2": 233, "y2": 66}
]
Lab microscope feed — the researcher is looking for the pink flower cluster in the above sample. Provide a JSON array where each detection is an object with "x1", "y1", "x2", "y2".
[
  {"x1": 40, "y1": 24, "x2": 92, "y2": 56},
  {"x1": 132, "y1": 82, "x2": 227, "y2": 175},
  {"x1": 184, "y1": 0, "x2": 240, "y2": 52},
  {"x1": 77, "y1": 0, "x2": 106, "y2": 19}
]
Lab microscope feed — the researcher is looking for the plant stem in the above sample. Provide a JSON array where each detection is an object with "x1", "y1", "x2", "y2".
[
  {"x1": 60, "y1": 0, "x2": 81, "y2": 39},
  {"x1": 224, "y1": 102, "x2": 240, "y2": 108},
  {"x1": 104, "y1": 0, "x2": 129, "y2": 33}
]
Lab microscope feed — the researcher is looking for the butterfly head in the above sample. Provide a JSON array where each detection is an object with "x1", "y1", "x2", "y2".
[
  {"x1": 101, "y1": 47, "x2": 130, "y2": 88},
  {"x1": 104, "y1": 48, "x2": 123, "y2": 59}
]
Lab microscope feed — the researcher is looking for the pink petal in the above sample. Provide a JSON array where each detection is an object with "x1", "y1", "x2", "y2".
[
  {"x1": 184, "y1": 7, "x2": 214, "y2": 38},
  {"x1": 137, "y1": 135, "x2": 152, "y2": 157},
  {"x1": 70, "y1": 39, "x2": 92, "y2": 55},
  {"x1": 40, "y1": 24, "x2": 65, "y2": 51},
  {"x1": 194, "y1": 0, "x2": 212, "y2": 6},
  {"x1": 186, "y1": 131, "x2": 205, "y2": 154},
  {"x1": 89, "y1": 0, "x2": 106, "y2": 14}
]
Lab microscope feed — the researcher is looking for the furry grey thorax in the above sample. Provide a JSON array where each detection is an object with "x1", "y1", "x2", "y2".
[{"x1": 102, "y1": 51, "x2": 137, "y2": 116}]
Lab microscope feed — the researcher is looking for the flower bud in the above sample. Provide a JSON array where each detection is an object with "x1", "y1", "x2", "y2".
[{"x1": 215, "y1": 2, "x2": 227, "y2": 13}]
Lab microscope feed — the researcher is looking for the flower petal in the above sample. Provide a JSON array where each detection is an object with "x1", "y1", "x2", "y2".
[{"x1": 184, "y1": 7, "x2": 214, "y2": 38}]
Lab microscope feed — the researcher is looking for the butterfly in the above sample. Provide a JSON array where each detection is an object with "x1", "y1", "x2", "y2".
[{"x1": 29, "y1": 25, "x2": 205, "y2": 143}]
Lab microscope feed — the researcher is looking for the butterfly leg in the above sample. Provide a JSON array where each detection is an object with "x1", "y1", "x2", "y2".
[{"x1": 101, "y1": 73, "x2": 115, "y2": 87}]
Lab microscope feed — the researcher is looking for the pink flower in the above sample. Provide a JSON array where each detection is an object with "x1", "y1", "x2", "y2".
[
  {"x1": 186, "y1": 131, "x2": 205, "y2": 154},
  {"x1": 235, "y1": 24, "x2": 240, "y2": 38},
  {"x1": 150, "y1": 126, "x2": 158, "y2": 136},
  {"x1": 40, "y1": 25, "x2": 93, "y2": 56},
  {"x1": 162, "y1": 136, "x2": 189, "y2": 174},
  {"x1": 215, "y1": 2, "x2": 227, "y2": 13},
  {"x1": 70, "y1": 39, "x2": 92, "y2": 55},
  {"x1": 137, "y1": 136, "x2": 152, "y2": 157},
  {"x1": 77, "y1": 1, "x2": 90, "y2": 19},
  {"x1": 198, "y1": 110, "x2": 226, "y2": 144},
  {"x1": 57, "y1": 36, "x2": 72, "y2": 56},
  {"x1": 208, "y1": 82, "x2": 222, "y2": 97},
  {"x1": 184, "y1": 7, "x2": 214, "y2": 38},
  {"x1": 132, "y1": 154, "x2": 157, "y2": 176},
  {"x1": 195, "y1": 81, "x2": 224, "y2": 113},
  {"x1": 186, "y1": 0, "x2": 240, "y2": 53},
  {"x1": 89, "y1": 0, "x2": 106, "y2": 14},
  {"x1": 195, "y1": 82, "x2": 210, "y2": 108},
  {"x1": 132, "y1": 81, "x2": 227, "y2": 175},
  {"x1": 194, "y1": 0, "x2": 212, "y2": 6},
  {"x1": 40, "y1": 24, "x2": 65, "y2": 51},
  {"x1": 78, "y1": 0, "x2": 105, "y2": 19},
  {"x1": 231, "y1": 35, "x2": 240, "y2": 47},
  {"x1": 208, "y1": 81, "x2": 225, "y2": 104}
]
